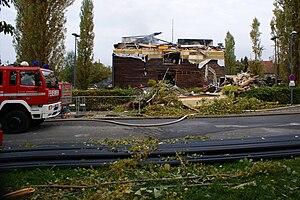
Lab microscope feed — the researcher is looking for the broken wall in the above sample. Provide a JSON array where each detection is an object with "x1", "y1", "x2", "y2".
[{"x1": 113, "y1": 40, "x2": 225, "y2": 88}]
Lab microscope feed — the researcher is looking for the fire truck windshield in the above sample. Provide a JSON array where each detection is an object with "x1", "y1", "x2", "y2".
[{"x1": 41, "y1": 70, "x2": 58, "y2": 88}]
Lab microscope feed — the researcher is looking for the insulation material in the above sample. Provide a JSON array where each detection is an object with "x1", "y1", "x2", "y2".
[
  {"x1": 113, "y1": 53, "x2": 148, "y2": 63},
  {"x1": 197, "y1": 59, "x2": 225, "y2": 69}
]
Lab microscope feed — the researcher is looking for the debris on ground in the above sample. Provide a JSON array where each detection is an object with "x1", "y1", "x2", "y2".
[{"x1": 222, "y1": 72, "x2": 266, "y2": 92}]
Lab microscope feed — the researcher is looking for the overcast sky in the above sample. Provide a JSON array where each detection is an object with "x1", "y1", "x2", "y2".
[{"x1": 0, "y1": 0, "x2": 275, "y2": 66}]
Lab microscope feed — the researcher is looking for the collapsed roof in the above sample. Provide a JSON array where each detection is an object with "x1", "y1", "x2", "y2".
[{"x1": 113, "y1": 32, "x2": 224, "y2": 67}]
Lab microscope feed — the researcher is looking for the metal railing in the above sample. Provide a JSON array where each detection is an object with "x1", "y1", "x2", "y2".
[{"x1": 69, "y1": 96, "x2": 142, "y2": 115}]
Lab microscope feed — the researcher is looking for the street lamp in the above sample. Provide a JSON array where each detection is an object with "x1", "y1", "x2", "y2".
[
  {"x1": 289, "y1": 30, "x2": 297, "y2": 105},
  {"x1": 289, "y1": 31, "x2": 297, "y2": 73},
  {"x1": 271, "y1": 36, "x2": 279, "y2": 85},
  {"x1": 72, "y1": 33, "x2": 80, "y2": 89}
]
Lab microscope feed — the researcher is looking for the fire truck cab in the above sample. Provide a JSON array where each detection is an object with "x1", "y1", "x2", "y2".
[{"x1": 0, "y1": 66, "x2": 61, "y2": 133}]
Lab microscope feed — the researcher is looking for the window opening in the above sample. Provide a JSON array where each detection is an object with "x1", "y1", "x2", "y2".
[
  {"x1": 163, "y1": 52, "x2": 180, "y2": 64},
  {"x1": 10, "y1": 71, "x2": 17, "y2": 86},
  {"x1": 20, "y1": 71, "x2": 35, "y2": 86}
]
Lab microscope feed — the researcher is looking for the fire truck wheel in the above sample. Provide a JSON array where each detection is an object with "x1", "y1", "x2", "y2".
[{"x1": 2, "y1": 110, "x2": 30, "y2": 134}]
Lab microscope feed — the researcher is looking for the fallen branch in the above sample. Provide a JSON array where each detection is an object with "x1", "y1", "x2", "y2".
[
  {"x1": 232, "y1": 180, "x2": 256, "y2": 189},
  {"x1": 176, "y1": 151, "x2": 187, "y2": 169},
  {"x1": 3, "y1": 188, "x2": 35, "y2": 199}
]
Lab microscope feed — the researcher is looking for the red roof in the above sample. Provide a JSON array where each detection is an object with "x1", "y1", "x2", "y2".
[{"x1": 262, "y1": 61, "x2": 275, "y2": 74}]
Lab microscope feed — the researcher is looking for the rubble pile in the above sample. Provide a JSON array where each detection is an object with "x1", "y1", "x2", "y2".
[{"x1": 223, "y1": 72, "x2": 266, "y2": 92}]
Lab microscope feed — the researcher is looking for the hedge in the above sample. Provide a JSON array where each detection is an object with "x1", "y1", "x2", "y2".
[
  {"x1": 71, "y1": 88, "x2": 137, "y2": 111},
  {"x1": 240, "y1": 86, "x2": 300, "y2": 104},
  {"x1": 73, "y1": 88, "x2": 135, "y2": 97}
]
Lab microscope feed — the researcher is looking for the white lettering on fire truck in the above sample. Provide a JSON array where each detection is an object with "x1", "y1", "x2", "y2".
[{"x1": 48, "y1": 90, "x2": 60, "y2": 97}]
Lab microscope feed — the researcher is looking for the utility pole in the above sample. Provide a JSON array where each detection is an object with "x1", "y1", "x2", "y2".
[
  {"x1": 289, "y1": 31, "x2": 297, "y2": 105},
  {"x1": 72, "y1": 33, "x2": 80, "y2": 89},
  {"x1": 271, "y1": 36, "x2": 279, "y2": 85}
]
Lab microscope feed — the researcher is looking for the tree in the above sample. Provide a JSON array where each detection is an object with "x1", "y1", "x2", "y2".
[
  {"x1": 235, "y1": 60, "x2": 245, "y2": 73},
  {"x1": 250, "y1": 17, "x2": 264, "y2": 61},
  {"x1": 241, "y1": 56, "x2": 249, "y2": 72},
  {"x1": 250, "y1": 17, "x2": 264, "y2": 75},
  {"x1": 59, "y1": 51, "x2": 75, "y2": 83},
  {"x1": 90, "y1": 61, "x2": 112, "y2": 84},
  {"x1": 248, "y1": 60, "x2": 264, "y2": 75},
  {"x1": 224, "y1": 31, "x2": 236, "y2": 75},
  {"x1": 13, "y1": 0, "x2": 74, "y2": 71},
  {"x1": 0, "y1": 0, "x2": 14, "y2": 35},
  {"x1": 76, "y1": 0, "x2": 95, "y2": 90},
  {"x1": 271, "y1": 0, "x2": 300, "y2": 83}
]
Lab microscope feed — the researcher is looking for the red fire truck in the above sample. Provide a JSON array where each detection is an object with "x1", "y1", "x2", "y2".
[{"x1": 0, "y1": 65, "x2": 61, "y2": 133}]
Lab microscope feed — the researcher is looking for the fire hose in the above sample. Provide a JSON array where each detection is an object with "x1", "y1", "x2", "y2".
[{"x1": 45, "y1": 114, "x2": 195, "y2": 127}]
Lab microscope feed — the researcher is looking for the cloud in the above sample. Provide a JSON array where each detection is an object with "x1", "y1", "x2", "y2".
[{"x1": 1, "y1": 0, "x2": 275, "y2": 66}]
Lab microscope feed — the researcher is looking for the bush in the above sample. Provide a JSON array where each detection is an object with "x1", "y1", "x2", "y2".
[
  {"x1": 187, "y1": 87, "x2": 205, "y2": 94},
  {"x1": 73, "y1": 88, "x2": 135, "y2": 97},
  {"x1": 240, "y1": 86, "x2": 300, "y2": 104},
  {"x1": 147, "y1": 79, "x2": 157, "y2": 87},
  {"x1": 221, "y1": 85, "x2": 240, "y2": 97},
  {"x1": 142, "y1": 104, "x2": 193, "y2": 117},
  {"x1": 198, "y1": 97, "x2": 268, "y2": 115},
  {"x1": 72, "y1": 88, "x2": 136, "y2": 111},
  {"x1": 141, "y1": 81, "x2": 181, "y2": 106}
]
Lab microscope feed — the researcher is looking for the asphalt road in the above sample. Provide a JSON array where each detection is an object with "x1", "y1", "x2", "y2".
[{"x1": 2, "y1": 113, "x2": 300, "y2": 146}]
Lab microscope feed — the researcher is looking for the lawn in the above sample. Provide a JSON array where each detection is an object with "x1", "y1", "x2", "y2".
[{"x1": 1, "y1": 157, "x2": 300, "y2": 199}]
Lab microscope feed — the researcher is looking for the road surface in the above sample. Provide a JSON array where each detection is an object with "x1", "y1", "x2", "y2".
[{"x1": 3, "y1": 114, "x2": 300, "y2": 146}]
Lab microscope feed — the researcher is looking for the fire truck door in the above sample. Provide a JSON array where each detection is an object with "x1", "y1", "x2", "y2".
[
  {"x1": 18, "y1": 70, "x2": 45, "y2": 105},
  {"x1": 3, "y1": 70, "x2": 18, "y2": 101}
]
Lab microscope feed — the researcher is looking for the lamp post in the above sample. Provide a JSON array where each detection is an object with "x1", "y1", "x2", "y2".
[
  {"x1": 289, "y1": 31, "x2": 297, "y2": 105},
  {"x1": 72, "y1": 33, "x2": 80, "y2": 89},
  {"x1": 271, "y1": 36, "x2": 279, "y2": 85}
]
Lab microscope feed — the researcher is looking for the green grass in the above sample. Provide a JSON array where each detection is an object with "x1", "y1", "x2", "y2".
[{"x1": 1, "y1": 157, "x2": 300, "y2": 199}]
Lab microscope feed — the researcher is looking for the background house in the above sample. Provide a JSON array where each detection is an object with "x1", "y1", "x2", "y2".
[{"x1": 112, "y1": 33, "x2": 225, "y2": 88}]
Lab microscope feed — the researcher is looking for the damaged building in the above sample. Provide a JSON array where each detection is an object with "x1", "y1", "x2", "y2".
[{"x1": 112, "y1": 32, "x2": 225, "y2": 88}]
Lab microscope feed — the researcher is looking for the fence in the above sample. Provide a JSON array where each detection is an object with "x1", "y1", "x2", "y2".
[{"x1": 68, "y1": 96, "x2": 142, "y2": 115}]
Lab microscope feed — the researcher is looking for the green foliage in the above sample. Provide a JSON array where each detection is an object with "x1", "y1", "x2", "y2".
[
  {"x1": 221, "y1": 85, "x2": 240, "y2": 97},
  {"x1": 240, "y1": 86, "x2": 300, "y2": 104},
  {"x1": 198, "y1": 97, "x2": 268, "y2": 115},
  {"x1": 143, "y1": 104, "x2": 193, "y2": 117},
  {"x1": 234, "y1": 61, "x2": 245, "y2": 74},
  {"x1": 0, "y1": 0, "x2": 14, "y2": 35},
  {"x1": 73, "y1": 88, "x2": 135, "y2": 97},
  {"x1": 248, "y1": 60, "x2": 264, "y2": 76},
  {"x1": 90, "y1": 61, "x2": 112, "y2": 85},
  {"x1": 187, "y1": 87, "x2": 205, "y2": 94},
  {"x1": 1, "y1": 157, "x2": 300, "y2": 199},
  {"x1": 0, "y1": 21, "x2": 14, "y2": 35},
  {"x1": 143, "y1": 81, "x2": 181, "y2": 106},
  {"x1": 58, "y1": 51, "x2": 75, "y2": 83},
  {"x1": 240, "y1": 56, "x2": 249, "y2": 71},
  {"x1": 250, "y1": 17, "x2": 263, "y2": 61},
  {"x1": 147, "y1": 79, "x2": 157, "y2": 87},
  {"x1": 73, "y1": 88, "x2": 135, "y2": 111},
  {"x1": 76, "y1": 0, "x2": 95, "y2": 90},
  {"x1": 62, "y1": 54, "x2": 111, "y2": 87},
  {"x1": 271, "y1": 1, "x2": 300, "y2": 84},
  {"x1": 139, "y1": 81, "x2": 194, "y2": 116},
  {"x1": 224, "y1": 31, "x2": 236, "y2": 75},
  {"x1": 13, "y1": 0, "x2": 75, "y2": 71}
]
